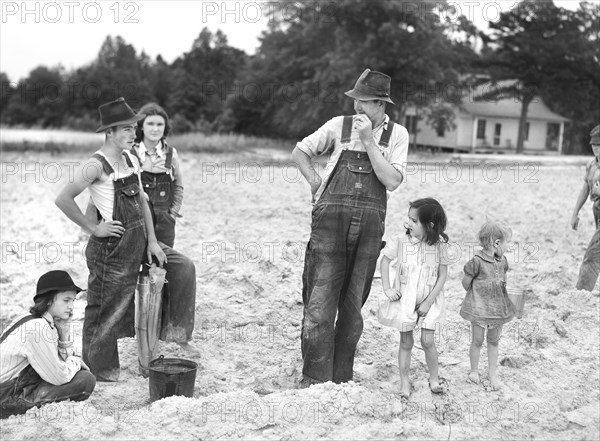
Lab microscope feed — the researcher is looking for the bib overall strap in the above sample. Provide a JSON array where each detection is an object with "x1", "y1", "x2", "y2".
[
  {"x1": 122, "y1": 151, "x2": 135, "y2": 168},
  {"x1": 341, "y1": 116, "x2": 353, "y2": 144},
  {"x1": 91, "y1": 153, "x2": 115, "y2": 176},
  {"x1": 379, "y1": 121, "x2": 395, "y2": 147},
  {"x1": 164, "y1": 143, "x2": 173, "y2": 174},
  {"x1": 130, "y1": 146, "x2": 142, "y2": 163},
  {"x1": 0, "y1": 316, "x2": 36, "y2": 344}
]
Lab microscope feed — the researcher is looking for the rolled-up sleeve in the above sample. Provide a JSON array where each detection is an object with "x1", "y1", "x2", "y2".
[
  {"x1": 296, "y1": 117, "x2": 339, "y2": 158},
  {"x1": 388, "y1": 125, "x2": 409, "y2": 179}
]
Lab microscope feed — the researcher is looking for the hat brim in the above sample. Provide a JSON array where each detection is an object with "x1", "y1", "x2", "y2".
[
  {"x1": 345, "y1": 89, "x2": 395, "y2": 105},
  {"x1": 95, "y1": 113, "x2": 146, "y2": 133},
  {"x1": 590, "y1": 138, "x2": 600, "y2": 145},
  {"x1": 34, "y1": 284, "x2": 83, "y2": 301}
]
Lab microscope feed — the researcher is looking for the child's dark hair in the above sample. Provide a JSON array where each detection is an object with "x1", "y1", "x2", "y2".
[
  {"x1": 29, "y1": 291, "x2": 57, "y2": 317},
  {"x1": 135, "y1": 103, "x2": 171, "y2": 143},
  {"x1": 407, "y1": 198, "x2": 449, "y2": 245}
]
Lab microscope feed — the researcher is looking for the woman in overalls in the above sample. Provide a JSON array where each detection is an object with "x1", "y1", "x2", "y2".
[
  {"x1": 131, "y1": 102, "x2": 184, "y2": 248},
  {"x1": 131, "y1": 103, "x2": 197, "y2": 351}
]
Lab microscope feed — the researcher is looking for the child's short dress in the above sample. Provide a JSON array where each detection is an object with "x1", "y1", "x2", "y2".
[
  {"x1": 377, "y1": 234, "x2": 451, "y2": 332},
  {"x1": 459, "y1": 251, "x2": 515, "y2": 327}
]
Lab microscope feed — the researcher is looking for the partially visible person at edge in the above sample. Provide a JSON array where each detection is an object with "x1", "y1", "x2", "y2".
[
  {"x1": 131, "y1": 102, "x2": 184, "y2": 248},
  {"x1": 571, "y1": 124, "x2": 600, "y2": 291},
  {"x1": 55, "y1": 97, "x2": 167, "y2": 382},
  {"x1": 85, "y1": 102, "x2": 197, "y2": 353},
  {"x1": 292, "y1": 68, "x2": 409, "y2": 386},
  {"x1": 0, "y1": 271, "x2": 96, "y2": 418}
]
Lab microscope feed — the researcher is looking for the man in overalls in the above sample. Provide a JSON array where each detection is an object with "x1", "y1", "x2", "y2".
[
  {"x1": 292, "y1": 69, "x2": 409, "y2": 384},
  {"x1": 572, "y1": 124, "x2": 600, "y2": 291},
  {"x1": 56, "y1": 98, "x2": 166, "y2": 381}
]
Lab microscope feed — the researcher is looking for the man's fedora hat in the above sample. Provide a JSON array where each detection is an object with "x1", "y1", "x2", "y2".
[
  {"x1": 96, "y1": 97, "x2": 146, "y2": 133},
  {"x1": 344, "y1": 68, "x2": 395, "y2": 105},
  {"x1": 34, "y1": 270, "x2": 83, "y2": 302},
  {"x1": 590, "y1": 125, "x2": 600, "y2": 144}
]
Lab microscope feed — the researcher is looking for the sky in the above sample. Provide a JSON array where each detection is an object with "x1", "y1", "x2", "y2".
[{"x1": 0, "y1": 0, "x2": 584, "y2": 82}]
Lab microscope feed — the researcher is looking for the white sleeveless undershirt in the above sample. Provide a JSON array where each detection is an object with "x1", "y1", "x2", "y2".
[{"x1": 88, "y1": 151, "x2": 140, "y2": 221}]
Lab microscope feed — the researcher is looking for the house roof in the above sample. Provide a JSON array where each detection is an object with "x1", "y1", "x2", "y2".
[
  {"x1": 459, "y1": 81, "x2": 569, "y2": 122},
  {"x1": 461, "y1": 98, "x2": 569, "y2": 122}
]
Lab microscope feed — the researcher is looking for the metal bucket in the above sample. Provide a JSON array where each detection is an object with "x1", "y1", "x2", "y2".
[{"x1": 148, "y1": 356, "x2": 197, "y2": 402}]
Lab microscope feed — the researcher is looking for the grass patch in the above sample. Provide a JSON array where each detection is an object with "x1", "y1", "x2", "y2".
[{"x1": 0, "y1": 129, "x2": 292, "y2": 155}]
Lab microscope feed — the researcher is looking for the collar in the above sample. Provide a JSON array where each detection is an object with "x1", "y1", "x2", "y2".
[
  {"x1": 375, "y1": 114, "x2": 390, "y2": 132},
  {"x1": 405, "y1": 233, "x2": 422, "y2": 245},
  {"x1": 475, "y1": 250, "x2": 502, "y2": 263},
  {"x1": 138, "y1": 141, "x2": 164, "y2": 160},
  {"x1": 41, "y1": 312, "x2": 55, "y2": 329}
]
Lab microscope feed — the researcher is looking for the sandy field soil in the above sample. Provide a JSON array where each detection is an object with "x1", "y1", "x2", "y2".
[{"x1": 0, "y1": 148, "x2": 598, "y2": 440}]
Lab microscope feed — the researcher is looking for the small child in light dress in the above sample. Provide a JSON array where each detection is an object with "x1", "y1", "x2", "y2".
[
  {"x1": 460, "y1": 221, "x2": 515, "y2": 390},
  {"x1": 378, "y1": 198, "x2": 452, "y2": 399}
]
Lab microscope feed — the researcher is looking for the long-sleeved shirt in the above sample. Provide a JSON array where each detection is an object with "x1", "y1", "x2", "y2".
[
  {"x1": 135, "y1": 141, "x2": 184, "y2": 216},
  {"x1": 0, "y1": 313, "x2": 81, "y2": 385}
]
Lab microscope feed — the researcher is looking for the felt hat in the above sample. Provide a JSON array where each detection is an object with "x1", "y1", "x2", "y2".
[
  {"x1": 96, "y1": 97, "x2": 145, "y2": 133},
  {"x1": 34, "y1": 270, "x2": 83, "y2": 302},
  {"x1": 344, "y1": 68, "x2": 395, "y2": 105},
  {"x1": 590, "y1": 125, "x2": 600, "y2": 144}
]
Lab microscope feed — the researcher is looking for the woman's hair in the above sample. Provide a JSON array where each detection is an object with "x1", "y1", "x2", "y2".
[
  {"x1": 478, "y1": 220, "x2": 512, "y2": 248},
  {"x1": 135, "y1": 103, "x2": 171, "y2": 143},
  {"x1": 29, "y1": 291, "x2": 57, "y2": 317},
  {"x1": 408, "y1": 198, "x2": 448, "y2": 245}
]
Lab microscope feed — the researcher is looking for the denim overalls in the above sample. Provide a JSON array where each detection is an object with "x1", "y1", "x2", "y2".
[
  {"x1": 83, "y1": 152, "x2": 146, "y2": 381},
  {"x1": 130, "y1": 144, "x2": 196, "y2": 342},
  {"x1": 301, "y1": 116, "x2": 394, "y2": 383},
  {"x1": 131, "y1": 144, "x2": 176, "y2": 248}
]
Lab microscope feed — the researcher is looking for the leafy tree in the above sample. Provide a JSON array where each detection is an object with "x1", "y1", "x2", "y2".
[
  {"x1": 168, "y1": 28, "x2": 247, "y2": 131},
  {"x1": 3, "y1": 66, "x2": 64, "y2": 127},
  {"x1": 229, "y1": 0, "x2": 478, "y2": 139},
  {"x1": 0, "y1": 72, "x2": 15, "y2": 124},
  {"x1": 476, "y1": 0, "x2": 598, "y2": 153}
]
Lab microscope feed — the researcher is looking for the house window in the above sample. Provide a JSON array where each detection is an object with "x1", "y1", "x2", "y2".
[
  {"x1": 436, "y1": 119, "x2": 445, "y2": 138},
  {"x1": 405, "y1": 115, "x2": 417, "y2": 134},
  {"x1": 476, "y1": 119, "x2": 486, "y2": 139},
  {"x1": 494, "y1": 123, "x2": 501, "y2": 146},
  {"x1": 524, "y1": 122, "x2": 530, "y2": 141}
]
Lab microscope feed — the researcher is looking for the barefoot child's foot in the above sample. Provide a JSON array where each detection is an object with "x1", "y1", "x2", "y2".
[
  {"x1": 467, "y1": 371, "x2": 480, "y2": 384},
  {"x1": 399, "y1": 378, "x2": 411, "y2": 401},
  {"x1": 489, "y1": 376, "x2": 503, "y2": 391},
  {"x1": 428, "y1": 377, "x2": 446, "y2": 394}
]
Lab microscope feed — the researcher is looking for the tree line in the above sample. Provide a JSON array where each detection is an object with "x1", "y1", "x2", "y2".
[{"x1": 1, "y1": 0, "x2": 598, "y2": 154}]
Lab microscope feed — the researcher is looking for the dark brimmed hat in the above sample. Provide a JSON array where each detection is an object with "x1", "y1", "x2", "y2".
[
  {"x1": 590, "y1": 125, "x2": 600, "y2": 144},
  {"x1": 34, "y1": 270, "x2": 83, "y2": 302},
  {"x1": 344, "y1": 68, "x2": 395, "y2": 105},
  {"x1": 96, "y1": 97, "x2": 145, "y2": 133}
]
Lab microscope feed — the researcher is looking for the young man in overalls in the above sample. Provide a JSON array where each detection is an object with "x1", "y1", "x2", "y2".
[
  {"x1": 292, "y1": 69, "x2": 409, "y2": 385},
  {"x1": 571, "y1": 124, "x2": 600, "y2": 291},
  {"x1": 55, "y1": 98, "x2": 167, "y2": 381}
]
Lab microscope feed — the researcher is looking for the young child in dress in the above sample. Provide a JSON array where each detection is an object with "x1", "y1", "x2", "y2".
[
  {"x1": 460, "y1": 221, "x2": 515, "y2": 390},
  {"x1": 378, "y1": 198, "x2": 451, "y2": 399}
]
